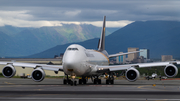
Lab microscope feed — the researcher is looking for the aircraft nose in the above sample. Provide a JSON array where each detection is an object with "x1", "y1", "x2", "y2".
[
  {"x1": 62, "y1": 46, "x2": 86, "y2": 75},
  {"x1": 63, "y1": 53, "x2": 81, "y2": 71},
  {"x1": 64, "y1": 59, "x2": 75, "y2": 69}
]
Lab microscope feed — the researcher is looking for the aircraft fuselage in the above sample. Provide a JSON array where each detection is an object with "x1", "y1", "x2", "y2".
[{"x1": 63, "y1": 44, "x2": 109, "y2": 76}]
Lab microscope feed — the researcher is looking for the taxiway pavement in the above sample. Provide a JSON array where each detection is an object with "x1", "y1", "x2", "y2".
[{"x1": 0, "y1": 78, "x2": 180, "y2": 101}]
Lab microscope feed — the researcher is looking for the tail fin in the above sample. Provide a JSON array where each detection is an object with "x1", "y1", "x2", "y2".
[{"x1": 98, "y1": 16, "x2": 106, "y2": 51}]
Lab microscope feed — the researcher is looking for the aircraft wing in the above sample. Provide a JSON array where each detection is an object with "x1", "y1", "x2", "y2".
[
  {"x1": 0, "y1": 61, "x2": 63, "y2": 72},
  {"x1": 109, "y1": 51, "x2": 142, "y2": 58},
  {"x1": 97, "y1": 61, "x2": 180, "y2": 72}
]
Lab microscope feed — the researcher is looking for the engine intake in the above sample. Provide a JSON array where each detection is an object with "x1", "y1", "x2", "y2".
[
  {"x1": 164, "y1": 64, "x2": 178, "y2": 77},
  {"x1": 125, "y1": 68, "x2": 140, "y2": 82},
  {"x1": 31, "y1": 68, "x2": 45, "y2": 82},
  {"x1": 2, "y1": 65, "x2": 16, "y2": 78}
]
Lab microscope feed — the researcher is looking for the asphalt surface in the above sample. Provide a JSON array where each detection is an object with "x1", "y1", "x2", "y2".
[
  {"x1": 0, "y1": 78, "x2": 180, "y2": 101},
  {"x1": 0, "y1": 58, "x2": 61, "y2": 61}
]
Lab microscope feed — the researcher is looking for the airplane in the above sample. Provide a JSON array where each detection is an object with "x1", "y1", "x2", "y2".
[{"x1": 0, "y1": 16, "x2": 180, "y2": 86}]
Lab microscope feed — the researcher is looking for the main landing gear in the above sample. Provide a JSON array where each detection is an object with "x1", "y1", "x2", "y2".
[
  {"x1": 93, "y1": 76, "x2": 101, "y2": 84},
  {"x1": 79, "y1": 77, "x2": 87, "y2": 84},
  {"x1": 106, "y1": 72, "x2": 114, "y2": 84},
  {"x1": 63, "y1": 73, "x2": 115, "y2": 85}
]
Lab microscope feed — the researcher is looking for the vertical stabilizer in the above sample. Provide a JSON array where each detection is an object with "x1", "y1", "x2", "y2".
[{"x1": 98, "y1": 16, "x2": 106, "y2": 51}]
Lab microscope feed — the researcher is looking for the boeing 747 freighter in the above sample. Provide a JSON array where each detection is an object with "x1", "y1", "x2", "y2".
[{"x1": 0, "y1": 16, "x2": 179, "y2": 86}]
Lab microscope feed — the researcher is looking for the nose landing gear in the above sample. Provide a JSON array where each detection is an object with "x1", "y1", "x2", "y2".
[
  {"x1": 63, "y1": 74, "x2": 77, "y2": 86},
  {"x1": 70, "y1": 75, "x2": 77, "y2": 86},
  {"x1": 63, "y1": 74, "x2": 71, "y2": 84}
]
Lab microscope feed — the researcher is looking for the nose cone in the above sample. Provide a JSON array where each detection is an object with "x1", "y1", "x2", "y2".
[
  {"x1": 63, "y1": 51, "x2": 85, "y2": 75},
  {"x1": 64, "y1": 56, "x2": 78, "y2": 70}
]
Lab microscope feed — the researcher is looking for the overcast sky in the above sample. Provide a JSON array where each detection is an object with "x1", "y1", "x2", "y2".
[{"x1": 0, "y1": 0, "x2": 180, "y2": 28}]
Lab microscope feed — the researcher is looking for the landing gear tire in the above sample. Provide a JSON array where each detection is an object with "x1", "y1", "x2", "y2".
[
  {"x1": 70, "y1": 81, "x2": 73, "y2": 86},
  {"x1": 68, "y1": 79, "x2": 71, "y2": 84},
  {"x1": 106, "y1": 79, "x2": 114, "y2": 84},
  {"x1": 79, "y1": 77, "x2": 87, "y2": 84},
  {"x1": 94, "y1": 79, "x2": 97, "y2": 84},
  {"x1": 110, "y1": 79, "x2": 114, "y2": 84},
  {"x1": 63, "y1": 79, "x2": 67, "y2": 84},
  {"x1": 98, "y1": 79, "x2": 101, "y2": 84},
  {"x1": 63, "y1": 74, "x2": 72, "y2": 85},
  {"x1": 63, "y1": 79, "x2": 71, "y2": 85},
  {"x1": 106, "y1": 79, "x2": 109, "y2": 84},
  {"x1": 94, "y1": 78, "x2": 101, "y2": 84},
  {"x1": 74, "y1": 81, "x2": 77, "y2": 86},
  {"x1": 83, "y1": 79, "x2": 86, "y2": 84},
  {"x1": 79, "y1": 79, "x2": 82, "y2": 84},
  {"x1": 70, "y1": 80, "x2": 77, "y2": 86},
  {"x1": 106, "y1": 72, "x2": 115, "y2": 85}
]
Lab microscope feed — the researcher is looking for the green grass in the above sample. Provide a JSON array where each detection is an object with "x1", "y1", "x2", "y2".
[
  {"x1": 0, "y1": 73, "x2": 21, "y2": 78},
  {"x1": 0, "y1": 73, "x2": 3, "y2": 77}
]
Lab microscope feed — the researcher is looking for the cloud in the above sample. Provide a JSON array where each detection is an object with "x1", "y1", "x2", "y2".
[
  {"x1": 0, "y1": 10, "x2": 33, "y2": 20},
  {"x1": 0, "y1": 10, "x2": 133, "y2": 28},
  {"x1": 0, "y1": 18, "x2": 62, "y2": 28},
  {"x1": 0, "y1": 0, "x2": 180, "y2": 27},
  {"x1": 0, "y1": 10, "x2": 61, "y2": 27},
  {"x1": 0, "y1": 17, "x2": 133, "y2": 28},
  {"x1": 64, "y1": 10, "x2": 81, "y2": 17},
  {"x1": 81, "y1": 20, "x2": 133, "y2": 27}
]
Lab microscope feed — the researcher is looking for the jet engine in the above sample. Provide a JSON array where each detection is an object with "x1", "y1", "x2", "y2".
[
  {"x1": 125, "y1": 68, "x2": 140, "y2": 82},
  {"x1": 31, "y1": 68, "x2": 45, "y2": 82},
  {"x1": 164, "y1": 64, "x2": 178, "y2": 77},
  {"x1": 2, "y1": 65, "x2": 16, "y2": 78}
]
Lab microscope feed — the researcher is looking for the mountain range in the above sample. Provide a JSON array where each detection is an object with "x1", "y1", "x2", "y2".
[
  {"x1": 0, "y1": 24, "x2": 117, "y2": 57},
  {"x1": 27, "y1": 20, "x2": 180, "y2": 59}
]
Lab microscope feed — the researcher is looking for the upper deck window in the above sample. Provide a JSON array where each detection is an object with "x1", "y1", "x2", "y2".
[{"x1": 67, "y1": 48, "x2": 78, "y2": 51}]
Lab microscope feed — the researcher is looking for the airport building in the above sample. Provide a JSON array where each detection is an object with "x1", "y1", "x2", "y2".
[
  {"x1": 140, "y1": 49, "x2": 149, "y2": 59},
  {"x1": 116, "y1": 52, "x2": 125, "y2": 64},
  {"x1": 128, "y1": 48, "x2": 139, "y2": 61},
  {"x1": 133, "y1": 56, "x2": 145, "y2": 63},
  {"x1": 162, "y1": 55, "x2": 173, "y2": 62}
]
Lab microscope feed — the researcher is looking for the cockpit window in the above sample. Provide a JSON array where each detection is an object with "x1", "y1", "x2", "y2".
[{"x1": 67, "y1": 48, "x2": 78, "y2": 51}]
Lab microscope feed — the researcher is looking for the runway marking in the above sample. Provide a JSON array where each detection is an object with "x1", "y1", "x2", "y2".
[
  {"x1": 33, "y1": 89, "x2": 43, "y2": 91},
  {"x1": 137, "y1": 85, "x2": 152, "y2": 89},
  {"x1": 4, "y1": 82, "x2": 14, "y2": 85},
  {"x1": 137, "y1": 85, "x2": 171, "y2": 91},
  {"x1": 0, "y1": 97, "x2": 180, "y2": 100},
  {"x1": 137, "y1": 86, "x2": 144, "y2": 88},
  {"x1": 88, "y1": 85, "x2": 113, "y2": 87}
]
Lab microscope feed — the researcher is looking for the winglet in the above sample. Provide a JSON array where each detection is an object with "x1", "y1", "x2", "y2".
[{"x1": 98, "y1": 16, "x2": 106, "y2": 51}]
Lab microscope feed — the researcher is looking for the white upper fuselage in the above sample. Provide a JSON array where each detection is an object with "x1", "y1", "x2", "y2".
[{"x1": 62, "y1": 44, "x2": 109, "y2": 76}]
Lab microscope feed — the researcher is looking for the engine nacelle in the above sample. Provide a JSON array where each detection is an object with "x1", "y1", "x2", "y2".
[
  {"x1": 125, "y1": 68, "x2": 140, "y2": 82},
  {"x1": 164, "y1": 64, "x2": 178, "y2": 77},
  {"x1": 31, "y1": 68, "x2": 45, "y2": 82},
  {"x1": 2, "y1": 65, "x2": 16, "y2": 78}
]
